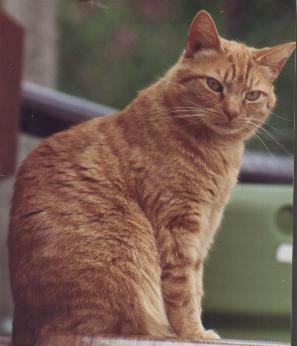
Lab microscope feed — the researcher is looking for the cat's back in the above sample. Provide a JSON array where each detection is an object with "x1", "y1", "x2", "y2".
[
  {"x1": 9, "y1": 112, "x2": 133, "y2": 260},
  {"x1": 11, "y1": 113, "x2": 122, "y2": 208},
  {"x1": 16, "y1": 113, "x2": 118, "y2": 178}
]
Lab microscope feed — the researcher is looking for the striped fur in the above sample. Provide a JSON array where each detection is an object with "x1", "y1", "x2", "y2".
[{"x1": 8, "y1": 10, "x2": 294, "y2": 345}]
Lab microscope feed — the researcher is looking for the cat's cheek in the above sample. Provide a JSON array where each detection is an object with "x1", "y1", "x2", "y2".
[
  {"x1": 267, "y1": 93, "x2": 276, "y2": 110},
  {"x1": 190, "y1": 84, "x2": 219, "y2": 106}
]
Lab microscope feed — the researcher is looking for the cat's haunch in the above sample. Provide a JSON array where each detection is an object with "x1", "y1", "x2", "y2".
[{"x1": 8, "y1": 10, "x2": 295, "y2": 345}]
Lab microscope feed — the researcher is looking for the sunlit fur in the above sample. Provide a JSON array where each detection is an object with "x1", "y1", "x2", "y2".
[{"x1": 8, "y1": 11, "x2": 294, "y2": 345}]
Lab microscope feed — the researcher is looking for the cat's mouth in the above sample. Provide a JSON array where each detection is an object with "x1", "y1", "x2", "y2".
[
  {"x1": 205, "y1": 119, "x2": 245, "y2": 135},
  {"x1": 206, "y1": 117, "x2": 262, "y2": 138}
]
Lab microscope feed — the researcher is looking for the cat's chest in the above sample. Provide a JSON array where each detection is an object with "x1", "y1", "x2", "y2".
[
  {"x1": 176, "y1": 149, "x2": 241, "y2": 203},
  {"x1": 208, "y1": 162, "x2": 240, "y2": 204},
  {"x1": 136, "y1": 148, "x2": 241, "y2": 220}
]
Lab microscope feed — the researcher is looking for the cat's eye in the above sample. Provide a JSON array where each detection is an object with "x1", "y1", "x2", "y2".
[
  {"x1": 245, "y1": 90, "x2": 261, "y2": 101},
  {"x1": 206, "y1": 77, "x2": 223, "y2": 92}
]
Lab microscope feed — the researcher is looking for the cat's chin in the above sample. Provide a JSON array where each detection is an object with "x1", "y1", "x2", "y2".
[{"x1": 204, "y1": 122, "x2": 246, "y2": 137}]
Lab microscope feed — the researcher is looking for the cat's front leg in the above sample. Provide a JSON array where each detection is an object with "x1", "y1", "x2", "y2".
[
  {"x1": 159, "y1": 224, "x2": 219, "y2": 340},
  {"x1": 194, "y1": 262, "x2": 220, "y2": 340}
]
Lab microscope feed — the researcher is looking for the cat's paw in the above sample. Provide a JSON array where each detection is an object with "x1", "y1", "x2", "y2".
[
  {"x1": 200, "y1": 329, "x2": 220, "y2": 340},
  {"x1": 183, "y1": 329, "x2": 220, "y2": 341}
]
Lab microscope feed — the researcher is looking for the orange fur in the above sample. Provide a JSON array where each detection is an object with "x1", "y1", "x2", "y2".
[{"x1": 8, "y1": 10, "x2": 295, "y2": 345}]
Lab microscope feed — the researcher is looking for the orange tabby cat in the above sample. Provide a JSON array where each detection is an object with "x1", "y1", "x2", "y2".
[{"x1": 9, "y1": 10, "x2": 295, "y2": 345}]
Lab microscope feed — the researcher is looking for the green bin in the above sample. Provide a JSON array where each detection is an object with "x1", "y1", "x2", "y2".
[{"x1": 204, "y1": 184, "x2": 292, "y2": 342}]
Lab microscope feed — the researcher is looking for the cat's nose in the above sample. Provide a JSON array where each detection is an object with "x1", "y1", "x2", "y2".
[
  {"x1": 223, "y1": 96, "x2": 240, "y2": 121},
  {"x1": 224, "y1": 109, "x2": 239, "y2": 121}
]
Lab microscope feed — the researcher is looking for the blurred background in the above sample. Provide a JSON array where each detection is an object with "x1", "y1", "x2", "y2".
[
  {"x1": 2, "y1": 0, "x2": 295, "y2": 152},
  {"x1": 0, "y1": 0, "x2": 295, "y2": 342}
]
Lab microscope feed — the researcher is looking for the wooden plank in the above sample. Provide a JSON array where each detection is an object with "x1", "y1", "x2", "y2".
[
  {"x1": 35, "y1": 335, "x2": 290, "y2": 346},
  {"x1": 1, "y1": 334, "x2": 290, "y2": 346},
  {"x1": 0, "y1": 11, "x2": 23, "y2": 178}
]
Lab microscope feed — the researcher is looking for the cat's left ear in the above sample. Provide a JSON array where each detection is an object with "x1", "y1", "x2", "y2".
[
  {"x1": 185, "y1": 10, "x2": 224, "y2": 58},
  {"x1": 254, "y1": 42, "x2": 296, "y2": 80}
]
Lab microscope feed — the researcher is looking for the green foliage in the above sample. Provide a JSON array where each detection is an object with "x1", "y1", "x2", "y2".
[{"x1": 58, "y1": 0, "x2": 295, "y2": 154}]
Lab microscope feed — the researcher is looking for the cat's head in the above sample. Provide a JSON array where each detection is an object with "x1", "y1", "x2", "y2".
[{"x1": 164, "y1": 10, "x2": 295, "y2": 140}]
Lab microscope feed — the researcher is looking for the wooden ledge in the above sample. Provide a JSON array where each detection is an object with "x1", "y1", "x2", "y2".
[
  {"x1": 0, "y1": 335, "x2": 290, "y2": 346},
  {"x1": 36, "y1": 335, "x2": 290, "y2": 346},
  {"x1": 37, "y1": 335, "x2": 290, "y2": 346}
]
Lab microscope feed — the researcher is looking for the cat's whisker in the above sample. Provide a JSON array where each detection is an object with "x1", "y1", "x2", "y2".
[
  {"x1": 186, "y1": 97, "x2": 217, "y2": 110},
  {"x1": 269, "y1": 111, "x2": 292, "y2": 122},
  {"x1": 153, "y1": 106, "x2": 205, "y2": 114},
  {"x1": 247, "y1": 120, "x2": 291, "y2": 158},
  {"x1": 263, "y1": 121, "x2": 293, "y2": 140},
  {"x1": 153, "y1": 109, "x2": 198, "y2": 115},
  {"x1": 249, "y1": 120, "x2": 289, "y2": 147},
  {"x1": 185, "y1": 100, "x2": 198, "y2": 107},
  {"x1": 178, "y1": 101, "x2": 219, "y2": 117},
  {"x1": 153, "y1": 107, "x2": 211, "y2": 121},
  {"x1": 187, "y1": 118, "x2": 206, "y2": 125},
  {"x1": 248, "y1": 120, "x2": 292, "y2": 157},
  {"x1": 167, "y1": 104, "x2": 212, "y2": 111},
  {"x1": 248, "y1": 117, "x2": 284, "y2": 135},
  {"x1": 263, "y1": 122, "x2": 285, "y2": 134},
  {"x1": 166, "y1": 106, "x2": 203, "y2": 112},
  {"x1": 152, "y1": 109, "x2": 197, "y2": 118},
  {"x1": 245, "y1": 124, "x2": 276, "y2": 160},
  {"x1": 248, "y1": 116, "x2": 288, "y2": 137},
  {"x1": 156, "y1": 114, "x2": 209, "y2": 121}
]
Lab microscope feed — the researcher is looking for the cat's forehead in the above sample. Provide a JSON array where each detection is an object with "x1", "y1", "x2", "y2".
[
  {"x1": 205, "y1": 41, "x2": 271, "y2": 91},
  {"x1": 217, "y1": 43, "x2": 255, "y2": 88}
]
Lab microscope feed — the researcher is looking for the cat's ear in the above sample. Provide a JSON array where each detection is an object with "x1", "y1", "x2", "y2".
[
  {"x1": 254, "y1": 42, "x2": 295, "y2": 80},
  {"x1": 185, "y1": 10, "x2": 224, "y2": 57}
]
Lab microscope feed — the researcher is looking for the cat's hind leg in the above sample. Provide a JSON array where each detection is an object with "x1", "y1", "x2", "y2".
[
  {"x1": 33, "y1": 251, "x2": 175, "y2": 340},
  {"x1": 31, "y1": 207, "x2": 175, "y2": 340},
  {"x1": 10, "y1": 192, "x2": 175, "y2": 340}
]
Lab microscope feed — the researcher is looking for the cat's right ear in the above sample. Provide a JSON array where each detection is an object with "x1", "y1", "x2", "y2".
[
  {"x1": 185, "y1": 10, "x2": 224, "y2": 58},
  {"x1": 254, "y1": 42, "x2": 296, "y2": 80}
]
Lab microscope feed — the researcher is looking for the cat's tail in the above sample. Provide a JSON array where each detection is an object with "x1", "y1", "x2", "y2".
[{"x1": 133, "y1": 270, "x2": 176, "y2": 338}]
